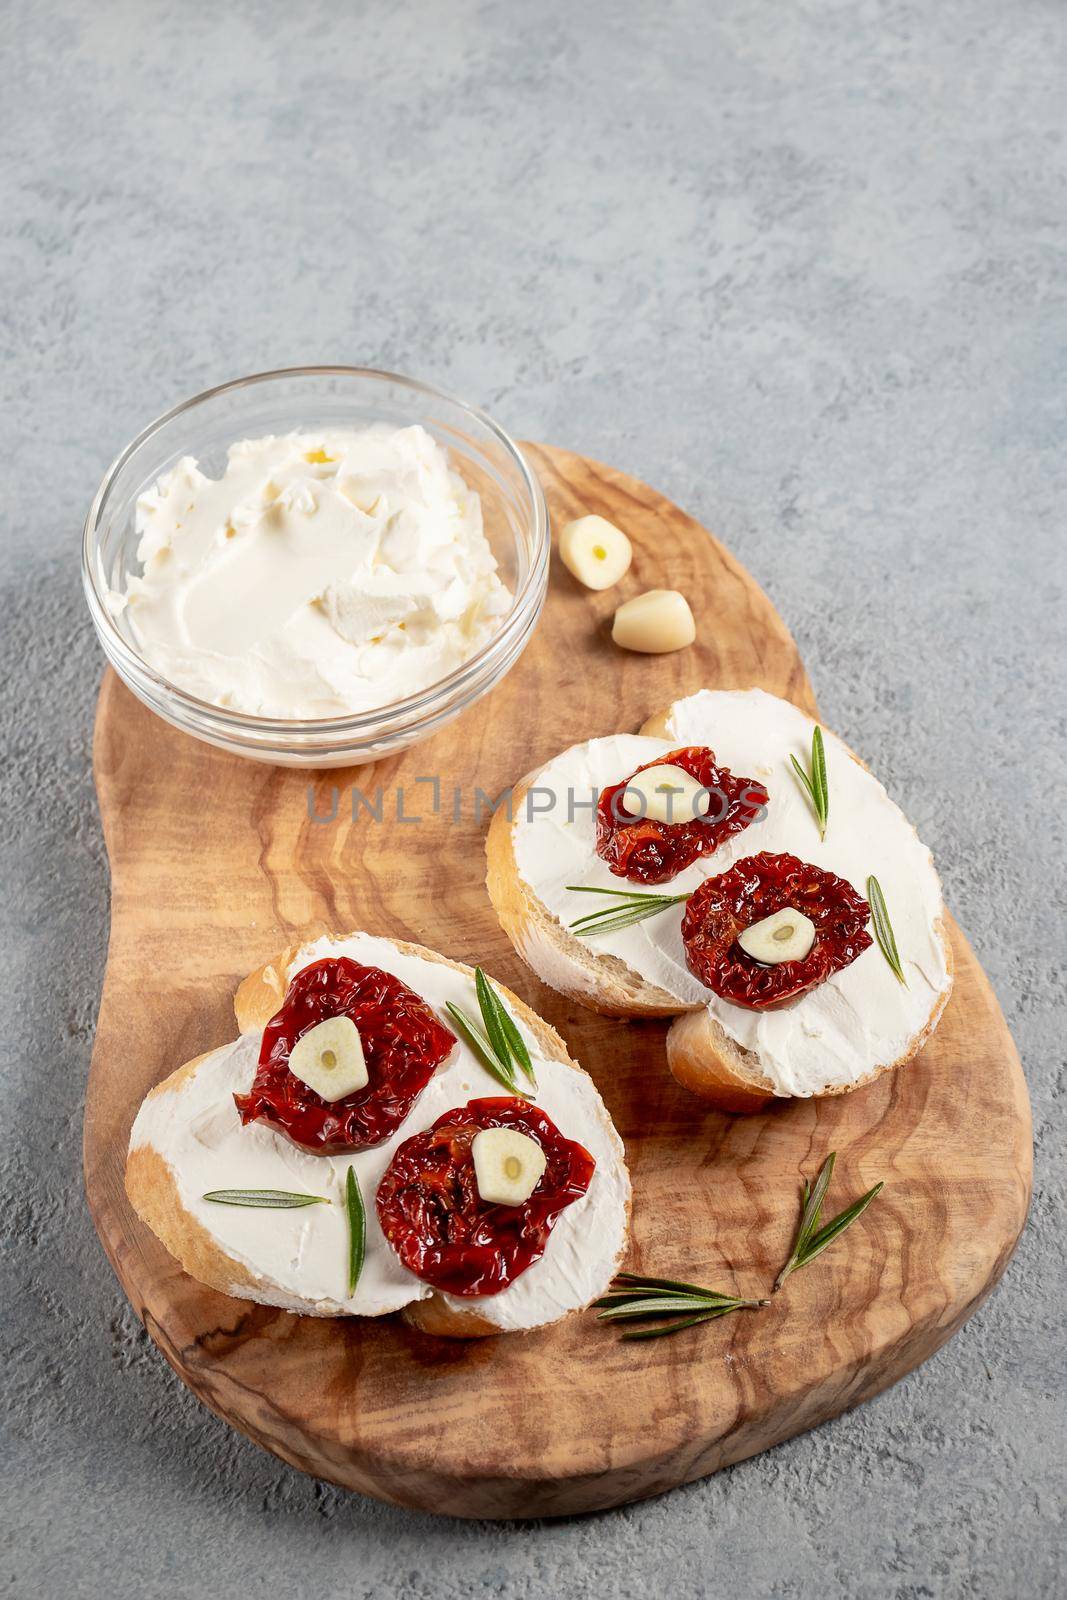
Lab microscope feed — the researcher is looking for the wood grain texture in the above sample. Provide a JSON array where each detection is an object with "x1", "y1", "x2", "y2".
[{"x1": 83, "y1": 443, "x2": 1032, "y2": 1519}]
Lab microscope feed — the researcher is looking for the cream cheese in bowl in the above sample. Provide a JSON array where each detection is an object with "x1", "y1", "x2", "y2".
[{"x1": 108, "y1": 425, "x2": 511, "y2": 719}]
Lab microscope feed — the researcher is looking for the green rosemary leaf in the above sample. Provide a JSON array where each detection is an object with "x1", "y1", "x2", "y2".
[
  {"x1": 570, "y1": 891, "x2": 689, "y2": 937},
  {"x1": 775, "y1": 1154, "x2": 883, "y2": 1290},
  {"x1": 867, "y1": 875, "x2": 907, "y2": 984},
  {"x1": 614, "y1": 1271, "x2": 740, "y2": 1299},
  {"x1": 475, "y1": 967, "x2": 515, "y2": 1072},
  {"x1": 345, "y1": 1166, "x2": 365, "y2": 1297},
  {"x1": 202, "y1": 1189, "x2": 329, "y2": 1209},
  {"x1": 796, "y1": 1182, "x2": 885, "y2": 1269},
  {"x1": 594, "y1": 1293, "x2": 671, "y2": 1308},
  {"x1": 569, "y1": 891, "x2": 682, "y2": 921},
  {"x1": 572, "y1": 896, "x2": 681, "y2": 921},
  {"x1": 812, "y1": 725, "x2": 828, "y2": 834},
  {"x1": 445, "y1": 1001, "x2": 522, "y2": 1094},
  {"x1": 594, "y1": 1290, "x2": 743, "y2": 1311},
  {"x1": 475, "y1": 967, "x2": 535, "y2": 1085},
  {"x1": 800, "y1": 1152, "x2": 836, "y2": 1249},
  {"x1": 597, "y1": 1294, "x2": 740, "y2": 1321},
  {"x1": 571, "y1": 909, "x2": 671, "y2": 937},
  {"x1": 790, "y1": 727, "x2": 829, "y2": 839},
  {"x1": 774, "y1": 1151, "x2": 837, "y2": 1291},
  {"x1": 620, "y1": 1306, "x2": 758, "y2": 1341},
  {"x1": 595, "y1": 1269, "x2": 768, "y2": 1340},
  {"x1": 497, "y1": 1005, "x2": 535, "y2": 1083}
]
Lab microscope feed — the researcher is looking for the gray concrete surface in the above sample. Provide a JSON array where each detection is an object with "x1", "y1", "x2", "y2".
[{"x1": 2, "y1": 1, "x2": 1064, "y2": 1596}]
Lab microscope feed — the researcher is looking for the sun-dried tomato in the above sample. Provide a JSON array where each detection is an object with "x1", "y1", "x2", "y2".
[
  {"x1": 681, "y1": 851, "x2": 872, "y2": 1009},
  {"x1": 234, "y1": 958, "x2": 455, "y2": 1153},
  {"x1": 595, "y1": 746, "x2": 768, "y2": 884},
  {"x1": 376, "y1": 1097, "x2": 595, "y2": 1296}
]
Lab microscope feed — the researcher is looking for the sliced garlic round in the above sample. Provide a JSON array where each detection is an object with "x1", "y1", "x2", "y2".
[
  {"x1": 737, "y1": 908, "x2": 816, "y2": 965},
  {"x1": 288, "y1": 1015, "x2": 368, "y2": 1102},
  {"x1": 611, "y1": 589, "x2": 696, "y2": 653},
  {"x1": 619, "y1": 762, "x2": 711, "y2": 824},
  {"x1": 471, "y1": 1127, "x2": 547, "y2": 1206},
  {"x1": 559, "y1": 515, "x2": 633, "y2": 591}
]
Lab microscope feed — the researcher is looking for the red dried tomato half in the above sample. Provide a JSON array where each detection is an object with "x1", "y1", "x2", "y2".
[
  {"x1": 595, "y1": 746, "x2": 769, "y2": 884},
  {"x1": 376, "y1": 1097, "x2": 596, "y2": 1297},
  {"x1": 234, "y1": 957, "x2": 456, "y2": 1154},
  {"x1": 681, "y1": 851, "x2": 872, "y2": 1009}
]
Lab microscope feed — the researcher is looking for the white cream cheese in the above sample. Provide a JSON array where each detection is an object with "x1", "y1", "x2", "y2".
[
  {"x1": 511, "y1": 688, "x2": 950, "y2": 1098},
  {"x1": 130, "y1": 933, "x2": 629, "y2": 1327},
  {"x1": 111, "y1": 427, "x2": 510, "y2": 718}
]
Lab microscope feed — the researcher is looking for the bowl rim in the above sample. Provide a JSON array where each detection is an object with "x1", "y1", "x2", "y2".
[{"x1": 81, "y1": 364, "x2": 550, "y2": 738}]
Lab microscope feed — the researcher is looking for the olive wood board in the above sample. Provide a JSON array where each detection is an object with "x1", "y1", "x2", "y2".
[{"x1": 83, "y1": 442, "x2": 1032, "y2": 1520}]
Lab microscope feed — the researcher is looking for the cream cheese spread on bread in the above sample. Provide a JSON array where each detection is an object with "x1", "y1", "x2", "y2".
[
  {"x1": 129, "y1": 934, "x2": 630, "y2": 1330},
  {"x1": 508, "y1": 689, "x2": 950, "y2": 1097}
]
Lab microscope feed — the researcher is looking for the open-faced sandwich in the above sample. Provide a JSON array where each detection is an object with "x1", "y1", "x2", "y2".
[
  {"x1": 487, "y1": 687, "x2": 952, "y2": 1112},
  {"x1": 125, "y1": 933, "x2": 631, "y2": 1336}
]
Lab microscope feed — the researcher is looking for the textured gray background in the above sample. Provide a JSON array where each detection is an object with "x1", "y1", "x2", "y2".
[{"x1": 2, "y1": 1, "x2": 1064, "y2": 1596}]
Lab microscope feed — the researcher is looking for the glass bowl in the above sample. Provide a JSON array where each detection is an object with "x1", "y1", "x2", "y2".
[{"x1": 82, "y1": 367, "x2": 549, "y2": 767}]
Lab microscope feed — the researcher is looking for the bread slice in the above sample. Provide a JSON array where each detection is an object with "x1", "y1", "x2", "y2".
[
  {"x1": 486, "y1": 688, "x2": 953, "y2": 1111},
  {"x1": 664, "y1": 952, "x2": 953, "y2": 1113},
  {"x1": 126, "y1": 932, "x2": 631, "y2": 1338}
]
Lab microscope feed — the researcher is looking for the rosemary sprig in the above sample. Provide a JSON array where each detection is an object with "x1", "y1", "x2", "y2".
[
  {"x1": 202, "y1": 1189, "x2": 329, "y2": 1209},
  {"x1": 345, "y1": 1166, "x2": 366, "y2": 1296},
  {"x1": 595, "y1": 1271, "x2": 767, "y2": 1341},
  {"x1": 567, "y1": 884, "x2": 691, "y2": 937},
  {"x1": 790, "y1": 724, "x2": 829, "y2": 840},
  {"x1": 774, "y1": 1151, "x2": 884, "y2": 1291},
  {"x1": 773, "y1": 1151, "x2": 837, "y2": 1289},
  {"x1": 445, "y1": 1003, "x2": 520, "y2": 1092},
  {"x1": 475, "y1": 966, "x2": 536, "y2": 1085},
  {"x1": 867, "y1": 875, "x2": 907, "y2": 985},
  {"x1": 445, "y1": 968, "x2": 535, "y2": 1095},
  {"x1": 594, "y1": 1160, "x2": 884, "y2": 1346}
]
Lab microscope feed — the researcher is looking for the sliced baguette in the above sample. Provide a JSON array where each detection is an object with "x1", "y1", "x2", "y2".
[
  {"x1": 664, "y1": 948, "x2": 953, "y2": 1113},
  {"x1": 487, "y1": 689, "x2": 954, "y2": 1112},
  {"x1": 126, "y1": 933, "x2": 630, "y2": 1337},
  {"x1": 646, "y1": 702, "x2": 954, "y2": 1112}
]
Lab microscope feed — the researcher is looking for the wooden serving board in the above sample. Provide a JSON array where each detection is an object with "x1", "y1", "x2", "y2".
[{"x1": 84, "y1": 444, "x2": 1032, "y2": 1519}]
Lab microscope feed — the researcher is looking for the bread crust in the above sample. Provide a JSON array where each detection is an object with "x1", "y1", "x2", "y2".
[
  {"x1": 126, "y1": 934, "x2": 631, "y2": 1338},
  {"x1": 487, "y1": 696, "x2": 955, "y2": 1113},
  {"x1": 665, "y1": 924, "x2": 953, "y2": 1109},
  {"x1": 125, "y1": 1051, "x2": 267, "y2": 1303}
]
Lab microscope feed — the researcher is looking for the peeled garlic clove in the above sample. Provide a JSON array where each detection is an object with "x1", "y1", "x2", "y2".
[
  {"x1": 559, "y1": 515, "x2": 633, "y2": 591},
  {"x1": 620, "y1": 762, "x2": 710, "y2": 824},
  {"x1": 737, "y1": 908, "x2": 816, "y2": 965},
  {"x1": 471, "y1": 1127, "x2": 547, "y2": 1206},
  {"x1": 288, "y1": 1016, "x2": 368, "y2": 1102},
  {"x1": 612, "y1": 589, "x2": 696, "y2": 653}
]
